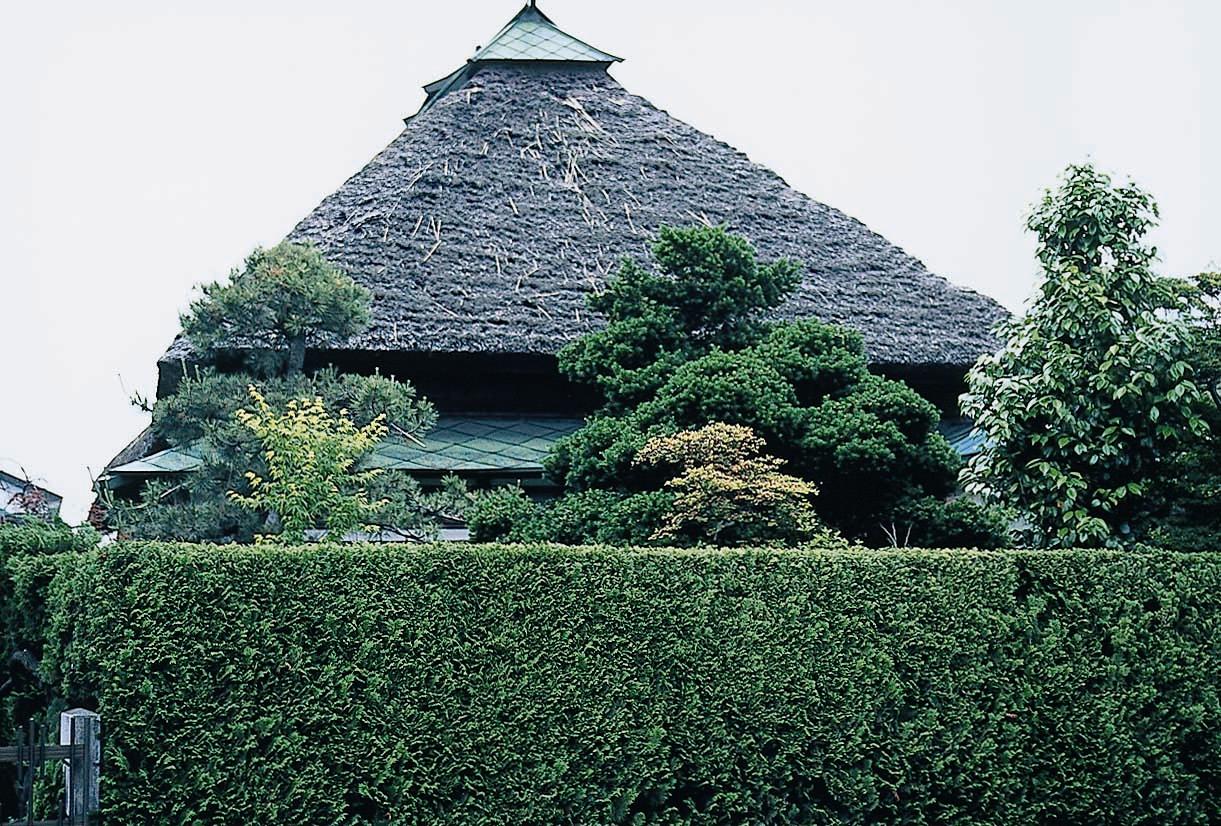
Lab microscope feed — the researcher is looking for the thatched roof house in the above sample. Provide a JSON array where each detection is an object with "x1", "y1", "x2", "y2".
[{"x1": 110, "y1": 2, "x2": 1003, "y2": 494}]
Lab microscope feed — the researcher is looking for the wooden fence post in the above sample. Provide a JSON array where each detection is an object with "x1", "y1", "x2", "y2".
[{"x1": 59, "y1": 708, "x2": 100, "y2": 824}]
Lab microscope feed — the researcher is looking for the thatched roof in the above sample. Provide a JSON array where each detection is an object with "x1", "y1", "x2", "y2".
[{"x1": 164, "y1": 5, "x2": 1005, "y2": 370}]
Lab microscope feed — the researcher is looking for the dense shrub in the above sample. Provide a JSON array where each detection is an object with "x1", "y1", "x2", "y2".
[
  {"x1": 35, "y1": 542, "x2": 1221, "y2": 824},
  {"x1": 1148, "y1": 522, "x2": 1221, "y2": 553},
  {"x1": 0, "y1": 520, "x2": 97, "y2": 816},
  {"x1": 0, "y1": 519, "x2": 96, "y2": 671},
  {"x1": 536, "y1": 490, "x2": 672, "y2": 545},
  {"x1": 108, "y1": 368, "x2": 444, "y2": 543},
  {"x1": 467, "y1": 488, "x2": 672, "y2": 545},
  {"x1": 1155, "y1": 271, "x2": 1221, "y2": 550},
  {"x1": 466, "y1": 486, "x2": 542, "y2": 542},
  {"x1": 550, "y1": 226, "x2": 997, "y2": 545},
  {"x1": 886, "y1": 497, "x2": 1011, "y2": 549},
  {"x1": 0, "y1": 519, "x2": 98, "y2": 557}
]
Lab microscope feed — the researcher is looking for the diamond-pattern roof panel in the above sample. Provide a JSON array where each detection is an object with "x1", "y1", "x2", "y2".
[
  {"x1": 108, "y1": 415, "x2": 585, "y2": 480},
  {"x1": 938, "y1": 419, "x2": 987, "y2": 458},
  {"x1": 368, "y1": 415, "x2": 588, "y2": 474},
  {"x1": 475, "y1": 10, "x2": 619, "y2": 64},
  {"x1": 364, "y1": 416, "x2": 584, "y2": 473},
  {"x1": 107, "y1": 445, "x2": 204, "y2": 475}
]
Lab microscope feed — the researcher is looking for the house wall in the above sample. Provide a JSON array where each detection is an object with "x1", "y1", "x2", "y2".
[{"x1": 159, "y1": 350, "x2": 970, "y2": 417}]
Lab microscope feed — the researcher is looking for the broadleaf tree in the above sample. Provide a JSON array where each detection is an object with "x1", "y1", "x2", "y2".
[
  {"x1": 960, "y1": 164, "x2": 1209, "y2": 548},
  {"x1": 1151, "y1": 270, "x2": 1221, "y2": 549},
  {"x1": 228, "y1": 386, "x2": 388, "y2": 543}
]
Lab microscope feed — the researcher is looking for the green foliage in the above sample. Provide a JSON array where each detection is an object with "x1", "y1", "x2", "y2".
[
  {"x1": 540, "y1": 491, "x2": 673, "y2": 546},
  {"x1": 228, "y1": 387, "x2": 388, "y2": 543},
  {"x1": 1183, "y1": 271, "x2": 1221, "y2": 383},
  {"x1": 182, "y1": 242, "x2": 371, "y2": 376},
  {"x1": 0, "y1": 519, "x2": 97, "y2": 557},
  {"x1": 467, "y1": 488, "x2": 672, "y2": 546},
  {"x1": 559, "y1": 225, "x2": 801, "y2": 409},
  {"x1": 105, "y1": 477, "x2": 262, "y2": 545},
  {"x1": 0, "y1": 522, "x2": 96, "y2": 691},
  {"x1": 466, "y1": 486, "x2": 541, "y2": 543},
  {"x1": 885, "y1": 497, "x2": 1011, "y2": 549},
  {"x1": 109, "y1": 368, "x2": 450, "y2": 543},
  {"x1": 0, "y1": 519, "x2": 97, "y2": 661},
  {"x1": 552, "y1": 257, "x2": 969, "y2": 542},
  {"x1": 635, "y1": 423, "x2": 825, "y2": 546},
  {"x1": 111, "y1": 240, "x2": 454, "y2": 543},
  {"x1": 0, "y1": 520, "x2": 96, "y2": 810},
  {"x1": 1152, "y1": 272, "x2": 1221, "y2": 550},
  {"x1": 962, "y1": 165, "x2": 1210, "y2": 548},
  {"x1": 35, "y1": 542, "x2": 1221, "y2": 824}
]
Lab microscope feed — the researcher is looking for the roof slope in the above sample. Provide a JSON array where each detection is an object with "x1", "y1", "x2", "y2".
[{"x1": 286, "y1": 64, "x2": 1004, "y2": 366}]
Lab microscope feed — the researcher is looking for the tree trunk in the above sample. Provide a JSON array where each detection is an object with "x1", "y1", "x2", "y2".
[{"x1": 287, "y1": 335, "x2": 306, "y2": 376}]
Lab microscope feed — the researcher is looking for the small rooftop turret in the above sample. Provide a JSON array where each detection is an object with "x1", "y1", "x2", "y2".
[{"x1": 417, "y1": 2, "x2": 621, "y2": 117}]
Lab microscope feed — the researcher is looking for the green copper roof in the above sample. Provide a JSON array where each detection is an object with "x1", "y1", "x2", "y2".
[
  {"x1": 106, "y1": 444, "x2": 203, "y2": 476},
  {"x1": 937, "y1": 419, "x2": 986, "y2": 458},
  {"x1": 476, "y1": 5, "x2": 620, "y2": 63},
  {"x1": 366, "y1": 416, "x2": 582, "y2": 473},
  {"x1": 106, "y1": 416, "x2": 584, "y2": 484},
  {"x1": 418, "y1": 4, "x2": 620, "y2": 115}
]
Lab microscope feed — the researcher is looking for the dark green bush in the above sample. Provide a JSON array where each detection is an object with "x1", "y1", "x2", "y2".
[
  {"x1": 549, "y1": 224, "x2": 976, "y2": 545},
  {"x1": 466, "y1": 486, "x2": 542, "y2": 542},
  {"x1": 887, "y1": 497, "x2": 1011, "y2": 549},
  {"x1": 1147, "y1": 522, "x2": 1221, "y2": 553},
  {"x1": 536, "y1": 490, "x2": 673, "y2": 545},
  {"x1": 35, "y1": 542, "x2": 1221, "y2": 824},
  {"x1": 468, "y1": 488, "x2": 673, "y2": 545},
  {"x1": 0, "y1": 518, "x2": 97, "y2": 676},
  {"x1": 0, "y1": 520, "x2": 97, "y2": 816},
  {"x1": 0, "y1": 519, "x2": 98, "y2": 557}
]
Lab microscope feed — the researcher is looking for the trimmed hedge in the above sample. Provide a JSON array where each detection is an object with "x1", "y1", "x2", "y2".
[
  {"x1": 0, "y1": 520, "x2": 98, "y2": 818},
  {"x1": 0, "y1": 519, "x2": 97, "y2": 711},
  {"x1": 33, "y1": 543, "x2": 1221, "y2": 824}
]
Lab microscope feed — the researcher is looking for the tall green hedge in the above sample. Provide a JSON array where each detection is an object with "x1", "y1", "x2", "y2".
[
  {"x1": 34, "y1": 543, "x2": 1221, "y2": 824},
  {"x1": 0, "y1": 519, "x2": 97, "y2": 717},
  {"x1": 0, "y1": 520, "x2": 98, "y2": 818}
]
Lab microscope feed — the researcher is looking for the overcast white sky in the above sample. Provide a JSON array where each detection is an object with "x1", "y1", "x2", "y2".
[{"x1": 1, "y1": 0, "x2": 1217, "y2": 522}]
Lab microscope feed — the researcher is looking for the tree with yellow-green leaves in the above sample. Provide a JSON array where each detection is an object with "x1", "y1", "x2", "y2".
[
  {"x1": 634, "y1": 423, "x2": 830, "y2": 546},
  {"x1": 228, "y1": 386, "x2": 388, "y2": 543}
]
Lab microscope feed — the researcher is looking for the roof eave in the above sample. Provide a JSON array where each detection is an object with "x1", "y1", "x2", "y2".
[{"x1": 411, "y1": 57, "x2": 619, "y2": 123}]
